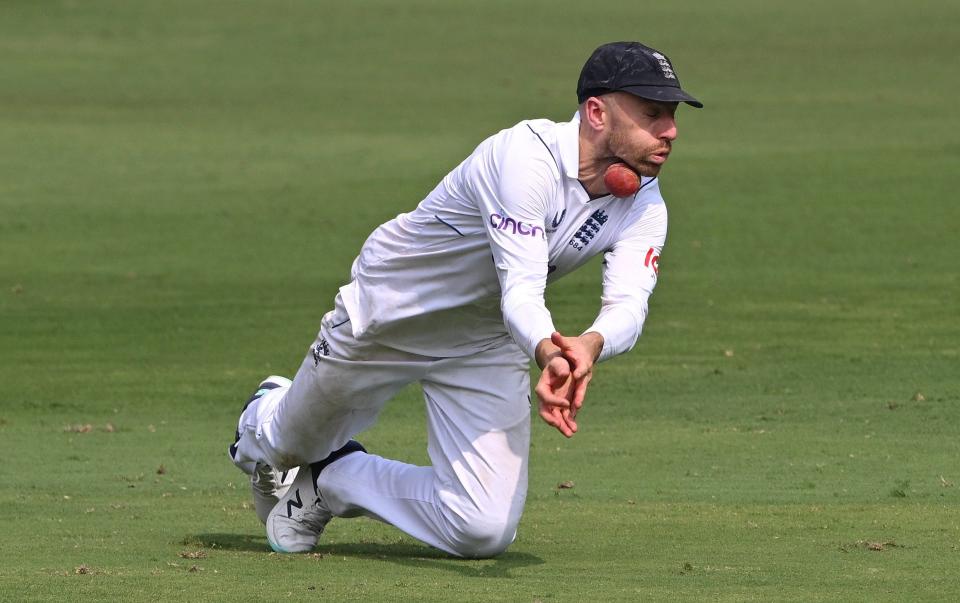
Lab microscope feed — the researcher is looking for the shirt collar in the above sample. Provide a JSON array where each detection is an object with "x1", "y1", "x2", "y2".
[{"x1": 557, "y1": 112, "x2": 581, "y2": 181}]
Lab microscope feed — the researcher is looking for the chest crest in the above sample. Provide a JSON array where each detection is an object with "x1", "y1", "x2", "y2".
[{"x1": 567, "y1": 209, "x2": 609, "y2": 251}]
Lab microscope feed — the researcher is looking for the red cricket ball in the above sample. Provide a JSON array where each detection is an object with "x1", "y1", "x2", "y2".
[{"x1": 603, "y1": 162, "x2": 640, "y2": 197}]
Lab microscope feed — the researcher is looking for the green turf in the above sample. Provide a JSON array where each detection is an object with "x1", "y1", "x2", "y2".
[{"x1": 2, "y1": 0, "x2": 959, "y2": 601}]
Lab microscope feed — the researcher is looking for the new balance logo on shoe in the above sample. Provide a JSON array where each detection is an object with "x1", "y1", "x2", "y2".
[{"x1": 286, "y1": 489, "x2": 303, "y2": 518}]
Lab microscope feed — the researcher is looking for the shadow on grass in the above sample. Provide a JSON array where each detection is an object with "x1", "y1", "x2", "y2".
[
  {"x1": 187, "y1": 533, "x2": 543, "y2": 578},
  {"x1": 316, "y1": 542, "x2": 544, "y2": 578},
  {"x1": 185, "y1": 532, "x2": 269, "y2": 552}
]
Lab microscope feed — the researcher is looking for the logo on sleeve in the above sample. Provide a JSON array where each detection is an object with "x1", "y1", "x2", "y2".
[
  {"x1": 568, "y1": 209, "x2": 608, "y2": 251},
  {"x1": 489, "y1": 213, "x2": 545, "y2": 239},
  {"x1": 312, "y1": 338, "x2": 331, "y2": 366},
  {"x1": 644, "y1": 247, "x2": 660, "y2": 274}
]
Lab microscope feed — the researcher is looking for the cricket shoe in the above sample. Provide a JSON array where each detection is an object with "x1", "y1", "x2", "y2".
[
  {"x1": 228, "y1": 375, "x2": 295, "y2": 524},
  {"x1": 266, "y1": 440, "x2": 366, "y2": 553},
  {"x1": 251, "y1": 464, "x2": 298, "y2": 524}
]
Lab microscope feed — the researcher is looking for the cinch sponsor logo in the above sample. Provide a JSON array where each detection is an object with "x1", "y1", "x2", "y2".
[{"x1": 489, "y1": 213, "x2": 545, "y2": 239}]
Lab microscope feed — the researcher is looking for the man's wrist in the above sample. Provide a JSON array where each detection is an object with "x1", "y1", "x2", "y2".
[
  {"x1": 580, "y1": 331, "x2": 605, "y2": 362},
  {"x1": 534, "y1": 338, "x2": 561, "y2": 370}
]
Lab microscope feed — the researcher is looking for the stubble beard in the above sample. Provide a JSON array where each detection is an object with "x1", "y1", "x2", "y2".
[
  {"x1": 607, "y1": 129, "x2": 670, "y2": 178},
  {"x1": 633, "y1": 158, "x2": 663, "y2": 178}
]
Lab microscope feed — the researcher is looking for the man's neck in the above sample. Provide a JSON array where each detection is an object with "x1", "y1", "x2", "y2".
[{"x1": 577, "y1": 121, "x2": 616, "y2": 197}]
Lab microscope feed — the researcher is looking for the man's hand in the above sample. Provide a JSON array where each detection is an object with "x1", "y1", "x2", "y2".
[
  {"x1": 549, "y1": 331, "x2": 602, "y2": 417},
  {"x1": 533, "y1": 331, "x2": 604, "y2": 437},
  {"x1": 534, "y1": 355, "x2": 579, "y2": 437}
]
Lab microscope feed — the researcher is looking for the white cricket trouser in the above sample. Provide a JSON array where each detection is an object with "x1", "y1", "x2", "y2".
[{"x1": 232, "y1": 297, "x2": 531, "y2": 558}]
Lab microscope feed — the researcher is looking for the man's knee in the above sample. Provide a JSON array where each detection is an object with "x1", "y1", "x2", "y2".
[{"x1": 445, "y1": 508, "x2": 520, "y2": 558}]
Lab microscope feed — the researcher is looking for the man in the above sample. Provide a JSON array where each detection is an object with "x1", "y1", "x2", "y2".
[{"x1": 229, "y1": 41, "x2": 701, "y2": 558}]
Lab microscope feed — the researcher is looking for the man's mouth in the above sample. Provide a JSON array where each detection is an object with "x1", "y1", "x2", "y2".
[{"x1": 648, "y1": 150, "x2": 670, "y2": 165}]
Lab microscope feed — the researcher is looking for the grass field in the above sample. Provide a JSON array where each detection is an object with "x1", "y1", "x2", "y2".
[{"x1": 2, "y1": 0, "x2": 959, "y2": 601}]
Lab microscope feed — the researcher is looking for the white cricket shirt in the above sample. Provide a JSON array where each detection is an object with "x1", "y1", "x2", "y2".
[{"x1": 338, "y1": 114, "x2": 667, "y2": 362}]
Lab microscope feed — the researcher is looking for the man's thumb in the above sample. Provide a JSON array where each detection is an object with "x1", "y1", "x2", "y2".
[
  {"x1": 551, "y1": 331, "x2": 569, "y2": 348},
  {"x1": 548, "y1": 355, "x2": 571, "y2": 378}
]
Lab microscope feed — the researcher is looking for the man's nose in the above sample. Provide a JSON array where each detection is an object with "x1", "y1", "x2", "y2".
[{"x1": 660, "y1": 117, "x2": 678, "y2": 141}]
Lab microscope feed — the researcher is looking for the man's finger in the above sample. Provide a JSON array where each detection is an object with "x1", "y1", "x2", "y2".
[
  {"x1": 539, "y1": 405, "x2": 573, "y2": 437},
  {"x1": 561, "y1": 408, "x2": 578, "y2": 434},
  {"x1": 568, "y1": 360, "x2": 590, "y2": 381},
  {"x1": 571, "y1": 373, "x2": 591, "y2": 408},
  {"x1": 552, "y1": 335, "x2": 592, "y2": 380},
  {"x1": 550, "y1": 331, "x2": 569, "y2": 349},
  {"x1": 538, "y1": 405, "x2": 558, "y2": 427},
  {"x1": 535, "y1": 382, "x2": 570, "y2": 407},
  {"x1": 560, "y1": 347, "x2": 591, "y2": 377},
  {"x1": 552, "y1": 331, "x2": 586, "y2": 355},
  {"x1": 548, "y1": 356, "x2": 571, "y2": 379}
]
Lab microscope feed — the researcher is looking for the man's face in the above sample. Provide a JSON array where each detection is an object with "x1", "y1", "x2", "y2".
[{"x1": 604, "y1": 94, "x2": 679, "y2": 177}]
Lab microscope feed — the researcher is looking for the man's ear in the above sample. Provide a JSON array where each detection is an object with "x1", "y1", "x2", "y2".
[{"x1": 580, "y1": 96, "x2": 610, "y2": 133}]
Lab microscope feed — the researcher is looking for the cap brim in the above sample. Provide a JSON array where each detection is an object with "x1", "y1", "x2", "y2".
[{"x1": 619, "y1": 85, "x2": 703, "y2": 108}]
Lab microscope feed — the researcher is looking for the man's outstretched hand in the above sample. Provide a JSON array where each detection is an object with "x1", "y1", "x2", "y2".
[{"x1": 534, "y1": 331, "x2": 604, "y2": 437}]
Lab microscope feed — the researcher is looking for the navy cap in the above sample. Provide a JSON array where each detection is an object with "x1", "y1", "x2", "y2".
[{"x1": 577, "y1": 41, "x2": 703, "y2": 108}]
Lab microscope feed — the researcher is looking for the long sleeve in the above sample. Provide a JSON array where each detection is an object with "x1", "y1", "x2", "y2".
[
  {"x1": 472, "y1": 131, "x2": 561, "y2": 358},
  {"x1": 586, "y1": 201, "x2": 667, "y2": 362}
]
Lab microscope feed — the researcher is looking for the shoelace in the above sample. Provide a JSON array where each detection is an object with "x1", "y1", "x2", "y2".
[
  {"x1": 251, "y1": 465, "x2": 278, "y2": 494},
  {"x1": 297, "y1": 498, "x2": 332, "y2": 533}
]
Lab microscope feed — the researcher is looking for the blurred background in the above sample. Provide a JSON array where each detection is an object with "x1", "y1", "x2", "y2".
[{"x1": 1, "y1": 1, "x2": 958, "y2": 600}]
